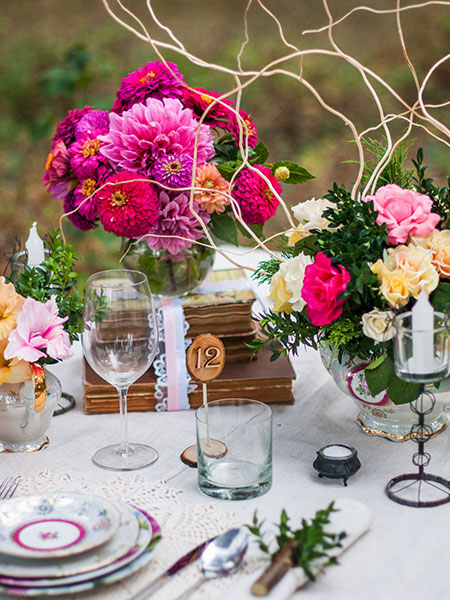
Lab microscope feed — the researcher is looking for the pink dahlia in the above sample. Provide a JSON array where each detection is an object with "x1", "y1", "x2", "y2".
[
  {"x1": 64, "y1": 192, "x2": 97, "y2": 232},
  {"x1": 228, "y1": 109, "x2": 258, "y2": 148},
  {"x1": 152, "y1": 153, "x2": 194, "y2": 190},
  {"x1": 52, "y1": 106, "x2": 93, "y2": 146},
  {"x1": 42, "y1": 139, "x2": 75, "y2": 201},
  {"x1": 95, "y1": 171, "x2": 159, "y2": 238},
  {"x1": 232, "y1": 165, "x2": 281, "y2": 224},
  {"x1": 99, "y1": 97, "x2": 214, "y2": 177},
  {"x1": 194, "y1": 163, "x2": 230, "y2": 214},
  {"x1": 112, "y1": 61, "x2": 184, "y2": 114},
  {"x1": 69, "y1": 130, "x2": 109, "y2": 180},
  {"x1": 146, "y1": 191, "x2": 210, "y2": 255},
  {"x1": 181, "y1": 87, "x2": 235, "y2": 128},
  {"x1": 75, "y1": 110, "x2": 110, "y2": 139}
]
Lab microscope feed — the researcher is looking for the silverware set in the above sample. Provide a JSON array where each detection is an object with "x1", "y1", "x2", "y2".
[{"x1": 0, "y1": 476, "x2": 20, "y2": 500}]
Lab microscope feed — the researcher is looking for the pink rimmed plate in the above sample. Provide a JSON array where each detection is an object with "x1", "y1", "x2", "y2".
[
  {"x1": 0, "y1": 508, "x2": 161, "y2": 596},
  {"x1": 0, "y1": 492, "x2": 120, "y2": 560},
  {"x1": 0, "y1": 498, "x2": 140, "y2": 578}
]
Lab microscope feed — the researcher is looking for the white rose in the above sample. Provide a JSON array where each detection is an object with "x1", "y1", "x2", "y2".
[
  {"x1": 291, "y1": 198, "x2": 334, "y2": 232},
  {"x1": 279, "y1": 254, "x2": 313, "y2": 312},
  {"x1": 361, "y1": 309, "x2": 395, "y2": 342}
]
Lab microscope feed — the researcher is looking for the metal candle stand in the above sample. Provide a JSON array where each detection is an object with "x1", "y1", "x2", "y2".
[
  {"x1": 387, "y1": 307, "x2": 450, "y2": 508},
  {"x1": 386, "y1": 384, "x2": 450, "y2": 507}
]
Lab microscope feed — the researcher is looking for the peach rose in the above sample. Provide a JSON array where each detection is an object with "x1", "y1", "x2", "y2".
[
  {"x1": 0, "y1": 340, "x2": 31, "y2": 385},
  {"x1": 269, "y1": 271, "x2": 293, "y2": 314},
  {"x1": 385, "y1": 245, "x2": 439, "y2": 297},
  {"x1": 412, "y1": 230, "x2": 450, "y2": 278},
  {"x1": 362, "y1": 309, "x2": 395, "y2": 342},
  {"x1": 0, "y1": 277, "x2": 25, "y2": 341},
  {"x1": 364, "y1": 184, "x2": 440, "y2": 245},
  {"x1": 372, "y1": 260, "x2": 410, "y2": 307}
]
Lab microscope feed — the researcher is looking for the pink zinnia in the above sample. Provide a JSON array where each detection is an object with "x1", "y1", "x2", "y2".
[
  {"x1": 5, "y1": 297, "x2": 72, "y2": 363},
  {"x1": 146, "y1": 191, "x2": 210, "y2": 255},
  {"x1": 95, "y1": 171, "x2": 159, "y2": 238},
  {"x1": 181, "y1": 87, "x2": 235, "y2": 128},
  {"x1": 73, "y1": 164, "x2": 112, "y2": 221},
  {"x1": 69, "y1": 130, "x2": 109, "y2": 180},
  {"x1": 52, "y1": 106, "x2": 93, "y2": 146},
  {"x1": 75, "y1": 110, "x2": 110, "y2": 139},
  {"x1": 152, "y1": 153, "x2": 194, "y2": 190},
  {"x1": 232, "y1": 165, "x2": 281, "y2": 224},
  {"x1": 64, "y1": 192, "x2": 97, "y2": 232},
  {"x1": 42, "y1": 139, "x2": 75, "y2": 201},
  {"x1": 99, "y1": 97, "x2": 214, "y2": 178},
  {"x1": 194, "y1": 163, "x2": 230, "y2": 214},
  {"x1": 228, "y1": 109, "x2": 258, "y2": 148},
  {"x1": 112, "y1": 61, "x2": 184, "y2": 114}
]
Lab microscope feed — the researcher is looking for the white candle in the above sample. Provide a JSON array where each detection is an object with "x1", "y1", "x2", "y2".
[
  {"x1": 322, "y1": 444, "x2": 354, "y2": 459},
  {"x1": 25, "y1": 222, "x2": 45, "y2": 267},
  {"x1": 410, "y1": 288, "x2": 436, "y2": 374}
]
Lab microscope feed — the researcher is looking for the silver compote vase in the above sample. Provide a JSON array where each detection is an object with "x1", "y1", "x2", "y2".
[
  {"x1": 0, "y1": 369, "x2": 61, "y2": 452},
  {"x1": 320, "y1": 347, "x2": 449, "y2": 441}
]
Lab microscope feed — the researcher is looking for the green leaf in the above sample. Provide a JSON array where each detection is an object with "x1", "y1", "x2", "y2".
[
  {"x1": 432, "y1": 281, "x2": 450, "y2": 313},
  {"x1": 387, "y1": 376, "x2": 421, "y2": 405},
  {"x1": 365, "y1": 355, "x2": 386, "y2": 370},
  {"x1": 250, "y1": 141, "x2": 269, "y2": 164},
  {"x1": 210, "y1": 212, "x2": 239, "y2": 245},
  {"x1": 267, "y1": 161, "x2": 315, "y2": 184},
  {"x1": 364, "y1": 355, "x2": 394, "y2": 396},
  {"x1": 293, "y1": 235, "x2": 319, "y2": 256},
  {"x1": 216, "y1": 163, "x2": 238, "y2": 181}
]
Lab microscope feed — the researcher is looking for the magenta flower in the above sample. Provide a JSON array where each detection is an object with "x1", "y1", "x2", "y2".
[
  {"x1": 99, "y1": 97, "x2": 214, "y2": 177},
  {"x1": 95, "y1": 171, "x2": 159, "y2": 238},
  {"x1": 112, "y1": 61, "x2": 184, "y2": 114},
  {"x1": 228, "y1": 109, "x2": 258, "y2": 148},
  {"x1": 73, "y1": 164, "x2": 112, "y2": 221},
  {"x1": 301, "y1": 252, "x2": 351, "y2": 326},
  {"x1": 152, "y1": 153, "x2": 194, "y2": 190},
  {"x1": 181, "y1": 86, "x2": 235, "y2": 128},
  {"x1": 42, "y1": 139, "x2": 75, "y2": 201},
  {"x1": 146, "y1": 190, "x2": 210, "y2": 255},
  {"x1": 232, "y1": 165, "x2": 281, "y2": 224},
  {"x1": 52, "y1": 106, "x2": 93, "y2": 146},
  {"x1": 64, "y1": 192, "x2": 98, "y2": 232},
  {"x1": 69, "y1": 130, "x2": 109, "y2": 180},
  {"x1": 5, "y1": 297, "x2": 72, "y2": 363},
  {"x1": 75, "y1": 110, "x2": 110, "y2": 139}
]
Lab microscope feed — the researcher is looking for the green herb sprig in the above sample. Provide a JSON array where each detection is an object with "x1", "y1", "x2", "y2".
[{"x1": 248, "y1": 503, "x2": 346, "y2": 582}]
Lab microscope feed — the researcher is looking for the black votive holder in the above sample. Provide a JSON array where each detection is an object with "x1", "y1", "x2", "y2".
[{"x1": 313, "y1": 444, "x2": 361, "y2": 486}]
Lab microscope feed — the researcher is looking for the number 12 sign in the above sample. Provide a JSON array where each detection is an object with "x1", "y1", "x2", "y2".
[{"x1": 186, "y1": 333, "x2": 225, "y2": 383}]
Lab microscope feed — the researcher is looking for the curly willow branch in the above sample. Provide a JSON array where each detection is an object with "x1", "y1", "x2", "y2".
[{"x1": 97, "y1": 0, "x2": 449, "y2": 274}]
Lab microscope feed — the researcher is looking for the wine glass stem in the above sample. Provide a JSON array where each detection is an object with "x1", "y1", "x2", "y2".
[{"x1": 117, "y1": 386, "x2": 132, "y2": 457}]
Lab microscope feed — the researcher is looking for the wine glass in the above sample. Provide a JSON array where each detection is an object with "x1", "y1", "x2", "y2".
[{"x1": 82, "y1": 269, "x2": 159, "y2": 470}]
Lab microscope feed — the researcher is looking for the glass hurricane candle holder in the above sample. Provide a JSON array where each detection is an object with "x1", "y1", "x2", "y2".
[{"x1": 386, "y1": 311, "x2": 450, "y2": 508}]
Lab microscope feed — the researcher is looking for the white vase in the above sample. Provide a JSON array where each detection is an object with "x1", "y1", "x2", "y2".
[
  {"x1": 0, "y1": 369, "x2": 61, "y2": 452},
  {"x1": 320, "y1": 348, "x2": 449, "y2": 442}
]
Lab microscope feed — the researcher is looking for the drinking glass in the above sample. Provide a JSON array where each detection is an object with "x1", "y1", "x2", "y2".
[{"x1": 82, "y1": 270, "x2": 159, "y2": 470}]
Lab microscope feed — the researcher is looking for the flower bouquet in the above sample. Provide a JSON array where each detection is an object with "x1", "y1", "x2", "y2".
[
  {"x1": 43, "y1": 60, "x2": 313, "y2": 296},
  {"x1": 0, "y1": 230, "x2": 83, "y2": 451},
  {"x1": 251, "y1": 142, "x2": 450, "y2": 436}
]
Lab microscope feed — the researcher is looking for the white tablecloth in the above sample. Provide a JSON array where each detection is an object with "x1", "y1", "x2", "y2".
[{"x1": 2, "y1": 250, "x2": 450, "y2": 600}]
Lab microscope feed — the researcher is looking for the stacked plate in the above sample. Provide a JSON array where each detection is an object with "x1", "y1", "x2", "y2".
[{"x1": 0, "y1": 491, "x2": 161, "y2": 596}]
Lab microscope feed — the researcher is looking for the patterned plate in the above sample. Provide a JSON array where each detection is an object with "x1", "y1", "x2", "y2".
[
  {"x1": 0, "y1": 508, "x2": 161, "y2": 596},
  {"x1": 0, "y1": 492, "x2": 120, "y2": 559},
  {"x1": 0, "y1": 498, "x2": 140, "y2": 578}
]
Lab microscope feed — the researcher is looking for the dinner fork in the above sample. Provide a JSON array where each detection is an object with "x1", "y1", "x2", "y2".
[{"x1": 0, "y1": 476, "x2": 21, "y2": 500}]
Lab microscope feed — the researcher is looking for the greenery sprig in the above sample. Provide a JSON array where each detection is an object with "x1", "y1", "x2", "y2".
[{"x1": 248, "y1": 503, "x2": 346, "y2": 582}]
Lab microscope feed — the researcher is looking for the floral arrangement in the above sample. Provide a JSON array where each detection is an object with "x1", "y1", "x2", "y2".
[
  {"x1": 1, "y1": 231, "x2": 83, "y2": 386},
  {"x1": 42, "y1": 60, "x2": 313, "y2": 259},
  {"x1": 252, "y1": 143, "x2": 450, "y2": 404}
]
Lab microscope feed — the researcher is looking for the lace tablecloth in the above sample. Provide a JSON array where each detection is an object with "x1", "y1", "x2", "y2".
[{"x1": 0, "y1": 470, "x2": 268, "y2": 600}]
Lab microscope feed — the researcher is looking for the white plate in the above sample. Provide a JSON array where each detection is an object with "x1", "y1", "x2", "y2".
[
  {"x1": 0, "y1": 498, "x2": 140, "y2": 578},
  {"x1": 0, "y1": 508, "x2": 161, "y2": 596},
  {"x1": 0, "y1": 492, "x2": 120, "y2": 559}
]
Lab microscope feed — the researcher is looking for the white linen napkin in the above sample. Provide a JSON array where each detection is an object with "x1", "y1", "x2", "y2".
[{"x1": 219, "y1": 498, "x2": 371, "y2": 600}]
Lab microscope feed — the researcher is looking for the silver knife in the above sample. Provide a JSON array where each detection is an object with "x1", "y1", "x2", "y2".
[{"x1": 130, "y1": 536, "x2": 213, "y2": 600}]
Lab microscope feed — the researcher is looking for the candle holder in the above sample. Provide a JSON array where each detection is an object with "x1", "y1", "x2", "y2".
[
  {"x1": 313, "y1": 444, "x2": 361, "y2": 486},
  {"x1": 386, "y1": 311, "x2": 450, "y2": 507}
]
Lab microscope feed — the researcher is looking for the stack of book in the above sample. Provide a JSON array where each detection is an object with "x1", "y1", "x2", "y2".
[{"x1": 84, "y1": 269, "x2": 295, "y2": 413}]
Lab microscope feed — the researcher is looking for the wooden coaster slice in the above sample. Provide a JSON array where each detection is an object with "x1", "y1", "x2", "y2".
[{"x1": 180, "y1": 438, "x2": 228, "y2": 467}]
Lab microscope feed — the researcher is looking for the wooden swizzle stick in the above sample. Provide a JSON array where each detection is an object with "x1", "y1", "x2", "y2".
[{"x1": 181, "y1": 334, "x2": 227, "y2": 467}]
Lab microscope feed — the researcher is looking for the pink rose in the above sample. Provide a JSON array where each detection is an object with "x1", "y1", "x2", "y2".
[
  {"x1": 364, "y1": 184, "x2": 440, "y2": 245},
  {"x1": 301, "y1": 252, "x2": 351, "y2": 326}
]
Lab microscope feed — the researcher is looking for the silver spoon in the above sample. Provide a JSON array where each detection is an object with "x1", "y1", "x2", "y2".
[{"x1": 174, "y1": 527, "x2": 249, "y2": 600}]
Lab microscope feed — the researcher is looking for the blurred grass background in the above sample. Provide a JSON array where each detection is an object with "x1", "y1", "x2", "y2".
[{"x1": 1, "y1": 0, "x2": 448, "y2": 277}]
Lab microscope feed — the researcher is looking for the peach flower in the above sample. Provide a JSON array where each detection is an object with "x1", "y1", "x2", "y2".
[
  {"x1": 0, "y1": 277, "x2": 25, "y2": 341},
  {"x1": 411, "y1": 230, "x2": 450, "y2": 278},
  {"x1": 268, "y1": 271, "x2": 293, "y2": 314},
  {"x1": 0, "y1": 340, "x2": 31, "y2": 385},
  {"x1": 194, "y1": 163, "x2": 230, "y2": 214},
  {"x1": 371, "y1": 261, "x2": 410, "y2": 308},
  {"x1": 362, "y1": 309, "x2": 395, "y2": 342}
]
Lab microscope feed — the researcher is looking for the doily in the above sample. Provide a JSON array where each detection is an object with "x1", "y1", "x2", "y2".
[{"x1": 0, "y1": 470, "x2": 265, "y2": 600}]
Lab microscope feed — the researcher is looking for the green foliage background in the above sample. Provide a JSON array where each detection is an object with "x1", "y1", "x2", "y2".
[{"x1": 1, "y1": 0, "x2": 448, "y2": 278}]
